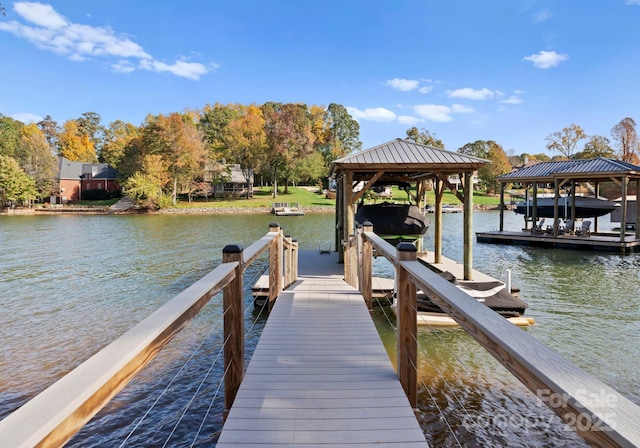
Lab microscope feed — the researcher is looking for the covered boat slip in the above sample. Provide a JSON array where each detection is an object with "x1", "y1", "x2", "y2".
[
  {"x1": 479, "y1": 157, "x2": 640, "y2": 252},
  {"x1": 330, "y1": 138, "x2": 488, "y2": 280}
]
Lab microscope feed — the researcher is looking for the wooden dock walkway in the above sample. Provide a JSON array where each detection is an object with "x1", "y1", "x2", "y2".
[{"x1": 217, "y1": 251, "x2": 428, "y2": 447}]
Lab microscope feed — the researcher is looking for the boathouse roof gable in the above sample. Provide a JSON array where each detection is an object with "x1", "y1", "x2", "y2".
[
  {"x1": 498, "y1": 157, "x2": 640, "y2": 183},
  {"x1": 330, "y1": 138, "x2": 488, "y2": 180}
]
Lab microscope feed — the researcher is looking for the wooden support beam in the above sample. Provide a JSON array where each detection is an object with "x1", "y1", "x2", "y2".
[
  {"x1": 463, "y1": 172, "x2": 473, "y2": 280},
  {"x1": 352, "y1": 170, "x2": 384, "y2": 203},
  {"x1": 268, "y1": 222, "x2": 282, "y2": 311}
]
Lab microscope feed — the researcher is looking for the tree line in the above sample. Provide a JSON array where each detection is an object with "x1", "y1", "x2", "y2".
[
  {"x1": 0, "y1": 103, "x2": 362, "y2": 208},
  {"x1": 1, "y1": 104, "x2": 638, "y2": 208}
]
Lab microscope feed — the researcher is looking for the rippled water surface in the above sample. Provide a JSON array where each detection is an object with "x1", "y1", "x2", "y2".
[{"x1": 0, "y1": 211, "x2": 638, "y2": 447}]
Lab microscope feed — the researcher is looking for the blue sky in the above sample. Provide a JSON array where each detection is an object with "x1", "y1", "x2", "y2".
[{"x1": 1, "y1": 1, "x2": 639, "y2": 155}]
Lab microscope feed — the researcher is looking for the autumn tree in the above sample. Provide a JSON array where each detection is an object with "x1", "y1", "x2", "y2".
[
  {"x1": 324, "y1": 103, "x2": 361, "y2": 162},
  {"x1": 458, "y1": 140, "x2": 511, "y2": 193},
  {"x1": 18, "y1": 123, "x2": 57, "y2": 199},
  {"x1": 262, "y1": 102, "x2": 316, "y2": 197},
  {"x1": 545, "y1": 124, "x2": 586, "y2": 158},
  {"x1": 225, "y1": 105, "x2": 266, "y2": 198},
  {"x1": 101, "y1": 120, "x2": 140, "y2": 168},
  {"x1": 611, "y1": 117, "x2": 640, "y2": 164},
  {"x1": 574, "y1": 135, "x2": 615, "y2": 159},
  {"x1": 58, "y1": 119, "x2": 97, "y2": 162},
  {"x1": 141, "y1": 113, "x2": 206, "y2": 205},
  {"x1": 405, "y1": 127, "x2": 444, "y2": 149}
]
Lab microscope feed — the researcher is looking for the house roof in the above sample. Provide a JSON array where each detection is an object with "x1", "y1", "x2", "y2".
[
  {"x1": 498, "y1": 157, "x2": 640, "y2": 183},
  {"x1": 330, "y1": 138, "x2": 488, "y2": 183},
  {"x1": 58, "y1": 157, "x2": 118, "y2": 180}
]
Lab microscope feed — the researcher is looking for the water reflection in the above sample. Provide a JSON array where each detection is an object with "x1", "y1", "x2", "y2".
[{"x1": 1, "y1": 211, "x2": 638, "y2": 447}]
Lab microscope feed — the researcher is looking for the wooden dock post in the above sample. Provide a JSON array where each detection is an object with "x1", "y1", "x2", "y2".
[
  {"x1": 284, "y1": 234, "x2": 292, "y2": 288},
  {"x1": 396, "y1": 242, "x2": 418, "y2": 408},
  {"x1": 222, "y1": 244, "x2": 245, "y2": 419},
  {"x1": 291, "y1": 239, "x2": 298, "y2": 284},
  {"x1": 268, "y1": 223, "x2": 283, "y2": 311},
  {"x1": 360, "y1": 222, "x2": 373, "y2": 309}
]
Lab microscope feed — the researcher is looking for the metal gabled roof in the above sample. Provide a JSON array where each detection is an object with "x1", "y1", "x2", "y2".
[
  {"x1": 499, "y1": 157, "x2": 640, "y2": 183},
  {"x1": 330, "y1": 138, "x2": 487, "y2": 178}
]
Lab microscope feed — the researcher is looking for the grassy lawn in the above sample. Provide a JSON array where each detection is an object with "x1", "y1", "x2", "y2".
[
  {"x1": 173, "y1": 185, "x2": 502, "y2": 208},
  {"x1": 174, "y1": 186, "x2": 335, "y2": 208}
]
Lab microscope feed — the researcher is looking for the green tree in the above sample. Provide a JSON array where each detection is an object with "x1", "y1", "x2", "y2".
[
  {"x1": 199, "y1": 103, "x2": 241, "y2": 161},
  {"x1": 76, "y1": 112, "x2": 105, "y2": 156},
  {"x1": 575, "y1": 135, "x2": 615, "y2": 159},
  {"x1": 0, "y1": 155, "x2": 37, "y2": 208},
  {"x1": 37, "y1": 115, "x2": 59, "y2": 152},
  {"x1": 405, "y1": 127, "x2": 444, "y2": 149},
  {"x1": 611, "y1": 117, "x2": 640, "y2": 164},
  {"x1": 122, "y1": 172, "x2": 164, "y2": 209},
  {"x1": 545, "y1": 124, "x2": 586, "y2": 158},
  {"x1": 458, "y1": 140, "x2": 510, "y2": 193},
  {"x1": 0, "y1": 115, "x2": 24, "y2": 158}
]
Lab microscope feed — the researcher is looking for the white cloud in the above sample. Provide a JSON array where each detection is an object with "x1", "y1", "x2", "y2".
[
  {"x1": 384, "y1": 78, "x2": 420, "y2": 92},
  {"x1": 625, "y1": 0, "x2": 640, "y2": 5},
  {"x1": 418, "y1": 86, "x2": 433, "y2": 94},
  {"x1": 532, "y1": 9, "x2": 553, "y2": 23},
  {"x1": 11, "y1": 112, "x2": 43, "y2": 123},
  {"x1": 14, "y1": 2, "x2": 66, "y2": 28},
  {"x1": 451, "y1": 104, "x2": 474, "y2": 113},
  {"x1": 446, "y1": 87, "x2": 495, "y2": 100},
  {"x1": 514, "y1": 89, "x2": 525, "y2": 94},
  {"x1": 0, "y1": 2, "x2": 210, "y2": 80},
  {"x1": 501, "y1": 96, "x2": 523, "y2": 105},
  {"x1": 523, "y1": 50, "x2": 569, "y2": 69},
  {"x1": 347, "y1": 107, "x2": 397, "y2": 122},
  {"x1": 397, "y1": 115, "x2": 423, "y2": 125},
  {"x1": 413, "y1": 104, "x2": 454, "y2": 122}
]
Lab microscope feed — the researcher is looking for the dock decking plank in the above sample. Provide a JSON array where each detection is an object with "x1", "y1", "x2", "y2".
[{"x1": 217, "y1": 251, "x2": 428, "y2": 447}]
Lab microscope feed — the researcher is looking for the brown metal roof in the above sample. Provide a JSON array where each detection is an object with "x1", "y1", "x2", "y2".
[
  {"x1": 330, "y1": 138, "x2": 487, "y2": 182},
  {"x1": 498, "y1": 157, "x2": 640, "y2": 183}
]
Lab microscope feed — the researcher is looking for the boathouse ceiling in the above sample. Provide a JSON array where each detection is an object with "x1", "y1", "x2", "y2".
[
  {"x1": 329, "y1": 138, "x2": 488, "y2": 184},
  {"x1": 498, "y1": 157, "x2": 640, "y2": 184}
]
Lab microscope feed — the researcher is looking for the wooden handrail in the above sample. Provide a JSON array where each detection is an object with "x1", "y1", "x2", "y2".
[
  {"x1": 360, "y1": 229, "x2": 640, "y2": 447},
  {"x1": 0, "y1": 225, "x2": 290, "y2": 448},
  {"x1": 0, "y1": 262, "x2": 238, "y2": 448}
]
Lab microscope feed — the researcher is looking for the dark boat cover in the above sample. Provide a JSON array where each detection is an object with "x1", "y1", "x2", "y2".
[{"x1": 355, "y1": 203, "x2": 429, "y2": 237}]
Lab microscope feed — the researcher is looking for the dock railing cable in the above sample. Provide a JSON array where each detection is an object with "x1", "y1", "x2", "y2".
[
  {"x1": 354, "y1": 223, "x2": 640, "y2": 448},
  {"x1": 0, "y1": 223, "x2": 293, "y2": 448}
]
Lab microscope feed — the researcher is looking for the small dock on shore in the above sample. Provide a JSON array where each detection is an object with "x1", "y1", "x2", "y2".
[{"x1": 272, "y1": 202, "x2": 305, "y2": 216}]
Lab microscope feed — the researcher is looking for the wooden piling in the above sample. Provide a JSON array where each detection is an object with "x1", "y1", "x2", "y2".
[
  {"x1": 223, "y1": 244, "x2": 245, "y2": 418},
  {"x1": 396, "y1": 242, "x2": 418, "y2": 408}
]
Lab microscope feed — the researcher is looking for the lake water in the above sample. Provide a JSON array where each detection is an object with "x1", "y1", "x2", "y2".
[{"x1": 0, "y1": 210, "x2": 638, "y2": 447}]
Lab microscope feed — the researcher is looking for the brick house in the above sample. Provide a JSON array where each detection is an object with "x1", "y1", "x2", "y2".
[{"x1": 56, "y1": 157, "x2": 121, "y2": 203}]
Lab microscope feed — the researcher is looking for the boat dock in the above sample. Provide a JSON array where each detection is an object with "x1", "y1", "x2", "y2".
[
  {"x1": 217, "y1": 251, "x2": 428, "y2": 447},
  {"x1": 272, "y1": 202, "x2": 305, "y2": 216},
  {"x1": 476, "y1": 229, "x2": 640, "y2": 252}
]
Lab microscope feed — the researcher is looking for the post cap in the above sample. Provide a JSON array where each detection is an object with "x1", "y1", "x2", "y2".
[
  {"x1": 269, "y1": 222, "x2": 280, "y2": 229},
  {"x1": 396, "y1": 242, "x2": 417, "y2": 252},
  {"x1": 223, "y1": 244, "x2": 243, "y2": 254}
]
